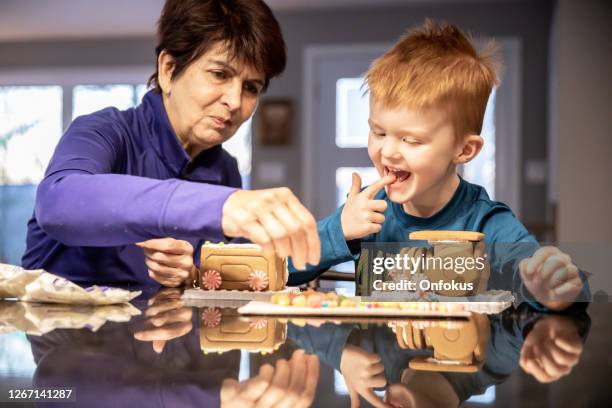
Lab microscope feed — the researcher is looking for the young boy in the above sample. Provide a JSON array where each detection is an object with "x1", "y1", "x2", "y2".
[{"x1": 290, "y1": 20, "x2": 587, "y2": 311}]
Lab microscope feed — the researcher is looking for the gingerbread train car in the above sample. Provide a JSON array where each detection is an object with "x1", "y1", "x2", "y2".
[
  {"x1": 200, "y1": 307, "x2": 286, "y2": 354},
  {"x1": 408, "y1": 230, "x2": 491, "y2": 296},
  {"x1": 199, "y1": 243, "x2": 288, "y2": 291},
  {"x1": 392, "y1": 313, "x2": 490, "y2": 372}
]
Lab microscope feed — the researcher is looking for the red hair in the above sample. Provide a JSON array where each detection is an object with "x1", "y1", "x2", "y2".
[{"x1": 366, "y1": 20, "x2": 501, "y2": 138}]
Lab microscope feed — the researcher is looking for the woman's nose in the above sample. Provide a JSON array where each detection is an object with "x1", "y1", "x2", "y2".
[{"x1": 220, "y1": 81, "x2": 242, "y2": 111}]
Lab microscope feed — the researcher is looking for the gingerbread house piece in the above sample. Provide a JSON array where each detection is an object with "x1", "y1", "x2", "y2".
[
  {"x1": 199, "y1": 243, "x2": 288, "y2": 291},
  {"x1": 409, "y1": 230, "x2": 490, "y2": 296}
]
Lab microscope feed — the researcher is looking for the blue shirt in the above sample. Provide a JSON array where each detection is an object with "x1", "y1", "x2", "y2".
[
  {"x1": 289, "y1": 178, "x2": 541, "y2": 300},
  {"x1": 22, "y1": 91, "x2": 241, "y2": 284}
]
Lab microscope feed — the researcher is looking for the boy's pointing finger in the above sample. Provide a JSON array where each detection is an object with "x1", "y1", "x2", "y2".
[{"x1": 363, "y1": 174, "x2": 396, "y2": 199}]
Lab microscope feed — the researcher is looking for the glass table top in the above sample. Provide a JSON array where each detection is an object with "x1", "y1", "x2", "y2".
[{"x1": 0, "y1": 283, "x2": 609, "y2": 407}]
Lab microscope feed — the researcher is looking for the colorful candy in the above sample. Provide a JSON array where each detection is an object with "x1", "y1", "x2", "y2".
[
  {"x1": 325, "y1": 292, "x2": 338, "y2": 300},
  {"x1": 291, "y1": 294, "x2": 307, "y2": 307},
  {"x1": 306, "y1": 292, "x2": 325, "y2": 308},
  {"x1": 269, "y1": 290, "x2": 466, "y2": 314},
  {"x1": 274, "y1": 294, "x2": 290, "y2": 306}
]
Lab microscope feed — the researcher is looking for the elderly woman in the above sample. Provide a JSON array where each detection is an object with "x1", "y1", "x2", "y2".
[{"x1": 21, "y1": 0, "x2": 320, "y2": 287}]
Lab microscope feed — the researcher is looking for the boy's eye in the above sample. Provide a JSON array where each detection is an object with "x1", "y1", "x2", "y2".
[
  {"x1": 370, "y1": 129, "x2": 385, "y2": 137},
  {"x1": 402, "y1": 137, "x2": 421, "y2": 145}
]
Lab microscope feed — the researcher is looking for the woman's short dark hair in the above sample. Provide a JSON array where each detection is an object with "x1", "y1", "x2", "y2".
[{"x1": 148, "y1": 0, "x2": 286, "y2": 92}]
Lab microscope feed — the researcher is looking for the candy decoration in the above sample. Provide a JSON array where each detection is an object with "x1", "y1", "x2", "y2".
[
  {"x1": 248, "y1": 270, "x2": 269, "y2": 291},
  {"x1": 291, "y1": 295, "x2": 307, "y2": 307},
  {"x1": 306, "y1": 293, "x2": 324, "y2": 308},
  {"x1": 202, "y1": 307, "x2": 221, "y2": 328},
  {"x1": 202, "y1": 269, "x2": 222, "y2": 290},
  {"x1": 275, "y1": 294, "x2": 290, "y2": 306},
  {"x1": 249, "y1": 318, "x2": 268, "y2": 330}
]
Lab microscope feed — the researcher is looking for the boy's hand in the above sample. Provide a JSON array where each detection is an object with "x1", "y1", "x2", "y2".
[
  {"x1": 136, "y1": 238, "x2": 197, "y2": 287},
  {"x1": 519, "y1": 246, "x2": 584, "y2": 311},
  {"x1": 340, "y1": 344, "x2": 389, "y2": 408},
  {"x1": 341, "y1": 173, "x2": 396, "y2": 241},
  {"x1": 519, "y1": 315, "x2": 583, "y2": 383}
]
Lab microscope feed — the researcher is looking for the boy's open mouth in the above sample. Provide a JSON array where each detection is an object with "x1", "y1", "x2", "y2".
[{"x1": 385, "y1": 166, "x2": 411, "y2": 185}]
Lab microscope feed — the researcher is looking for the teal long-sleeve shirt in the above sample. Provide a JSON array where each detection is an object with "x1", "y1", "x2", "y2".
[{"x1": 289, "y1": 177, "x2": 563, "y2": 305}]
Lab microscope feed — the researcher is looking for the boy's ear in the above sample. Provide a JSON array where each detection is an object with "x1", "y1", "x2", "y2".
[
  {"x1": 157, "y1": 50, "x2": 176, "y2": 95},
  {"x1": 453, "y1": 135, "x2": 484, "y2": 165}
]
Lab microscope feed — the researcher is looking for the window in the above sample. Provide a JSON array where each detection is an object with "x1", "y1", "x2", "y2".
[
  {"x1": 463, "y1": 89, "x2": 497, "y2": 198},
  {"x1": 0, "y1": 86, "x2": 62, "y2": 264},
  {"x1": 0, "y1": 86, "x2": 63, "y2": 184},
  {"x1": 336, "y1": 77, "x2": 369, "y2": 148},
  {"x1": 0, "y1": 78, "x2": 253, "y2": 264},
  {"x1": 72, "y1": 84, "x2": 144, "y2": 119}
]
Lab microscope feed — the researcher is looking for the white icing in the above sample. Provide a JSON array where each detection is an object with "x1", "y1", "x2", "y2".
[
  {"x1": 203, "y1": 243, "x2": 262, "y2": 249},
  {"x1": 425, "y1": 357, "x2": 464, "y2": 365}
]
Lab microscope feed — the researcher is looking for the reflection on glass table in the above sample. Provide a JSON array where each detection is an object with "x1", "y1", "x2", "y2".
[{"x1": 0, "y1": 285, "x2": 603, "y2": 407}]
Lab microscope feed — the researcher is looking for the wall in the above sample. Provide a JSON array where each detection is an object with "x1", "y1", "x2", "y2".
[
  {"x1": 0, "y1": 0, "x2": 554, "y2": 225},
  {"x1": 552, "y1": 0, "x2": 612, "y2": 242}
]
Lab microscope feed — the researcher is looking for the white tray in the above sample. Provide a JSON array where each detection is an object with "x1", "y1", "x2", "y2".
[
  {"x1": 238, "y1": 295, "x2": 513, "y2": 317},
  {"x1": 238, "y1": 301, "x2": 473, "y2": 317},
  {"x1": 182, "y1": 287, "x2": 299, "y2": 302}
]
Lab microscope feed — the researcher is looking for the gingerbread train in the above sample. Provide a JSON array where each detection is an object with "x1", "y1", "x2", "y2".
[{"x1": 199, "y1": 243, "x2": 288, "y2": 291}]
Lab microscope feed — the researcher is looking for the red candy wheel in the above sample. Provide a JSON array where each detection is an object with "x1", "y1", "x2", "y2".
[
  {"x1": 248, "y1": 270, "x2": 269, "y2": 291},
  {"x1": 202, "y1": 269, "x2": 222, "y2": 290},
  {"x1": 249, "y1": 318, "x2": 268, "y2": 330},
  {"x1": 202, "y1": 307, "x2": 221, "y2": 328}
]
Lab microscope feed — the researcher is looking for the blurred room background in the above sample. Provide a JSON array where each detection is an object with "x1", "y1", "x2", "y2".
[
  {"x1": 0, "y1": 0, "x2": 610, "y2": 267},
  {"x1": 0, "y1": 1, "x2": 610, "y2": 405}
]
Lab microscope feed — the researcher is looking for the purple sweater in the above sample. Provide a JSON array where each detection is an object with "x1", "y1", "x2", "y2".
[{"x1": 22, "y1": 90, "x2": 241, "y2": 284}]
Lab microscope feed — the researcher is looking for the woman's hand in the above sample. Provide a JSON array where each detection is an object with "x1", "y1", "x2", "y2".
[
  {"x1": 221, "y1": 350, "x2": 320, "y2": 408},
  {"x1": 221, "y1": 187, "x2": 320, "y2": 270},
  {"x1": 133, "y1": 288, "x2": 193, "y2": 353},
  {"x1": 341, "y1": 173, "x2": 395, "y2": 241},
  {"x1": 136, "y1": 238, "x2": 197, "y2": 287}
]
